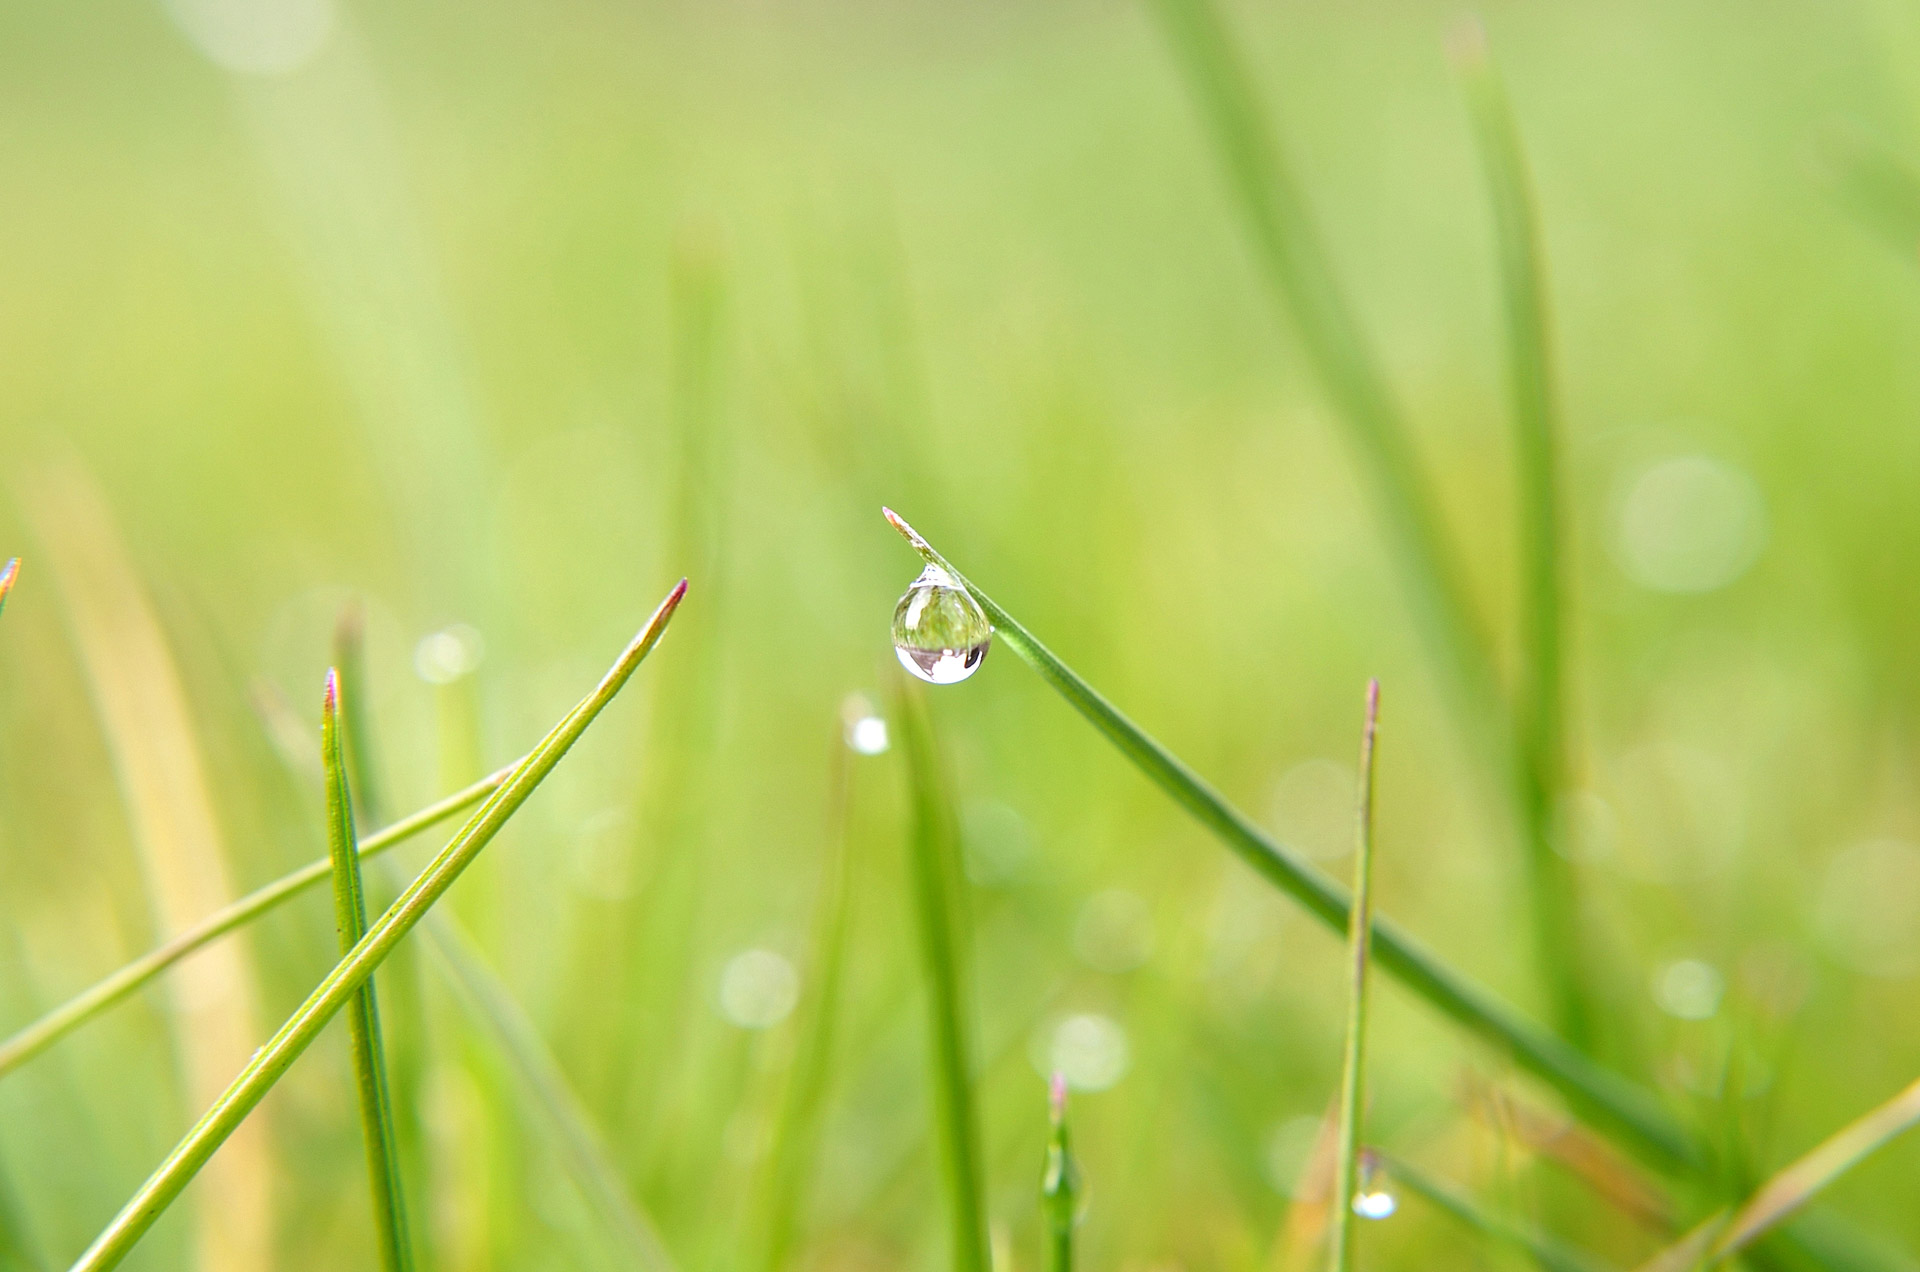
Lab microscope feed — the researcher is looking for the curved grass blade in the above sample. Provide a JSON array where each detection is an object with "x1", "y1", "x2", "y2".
[
  {"x1": 750, "y1": 708, "x2": 863, "y2": 1272},
  {"x1": 1450, "y1": 20, "x2": 1591, "y2": 1048},
  {"x1": 1378, "y1": 1151, "x2": 1609, "y2": 1272},
  {"x1": 418, "y1": 911, "x2": 679, "y2": 1272},
  {"x1": 0, "y1": 559, "x2": 17, "y2": 620},
  {"x1": 1041, "y1": 1074, "x2": 1078, "y2": 1272},
  {"x1": 1143, "y1": 0, "x2": 1503, "y2": 774},
  {"x1": 324, "y1": 671, "x2": 413, "y2": 1272},
  {"x1": 1329, "y1": 682, "x2": 1382, "y2": 1272},
  {"x1": 1633, "y1": 1074, "x2": 1920, "y2": 1272},
  {"x1": 0, "y1": 765, "x2": 512, "y2": 1079},
  {"x1": 881, "y1": 507, "x2": 1691, "y2": 1173},
  {"x1": 69, "y1": 579, "x2": 687, "y2": 1272},
  {"x1": 891, "y1": 675, "x2": 990, "y2": 1272}
]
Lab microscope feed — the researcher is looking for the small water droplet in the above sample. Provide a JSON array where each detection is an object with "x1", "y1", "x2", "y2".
[
  {"x1": 1353, "y1": 1191, "x2": 1397, "y2": 1220},
  {"x1": 892, "y1": 564, "x2": 991, "y2": 684}
]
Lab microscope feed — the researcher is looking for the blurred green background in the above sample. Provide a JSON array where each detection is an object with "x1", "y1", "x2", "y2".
[{"x1": 6, "y1": 0, "x2": 1920, "y2": 1267}]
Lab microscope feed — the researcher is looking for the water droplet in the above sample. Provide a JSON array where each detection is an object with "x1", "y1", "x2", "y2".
[
  {"x1": 1353, "y1": 1191, "x2": 1397, "y2": 1220},
  {"x1": 892, "y1": 564, "x2": 990, "y2": 684}
]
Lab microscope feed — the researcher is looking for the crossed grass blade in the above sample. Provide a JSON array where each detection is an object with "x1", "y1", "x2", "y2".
[
  {"x1": 68, "y1": 578, "x2": 687, "y2": 1272},
  {"x1": 323, "y1": 671, "x2": 413, "y2": 1272},
  {"x1": 0, "y1": 766, "x2": 512, "y2": 1079},
  {"x1": 891, "y1": 675, "x2": 991, "y2": 1272},
  {"x1": 882, "y1": 507, "x2": 1689, "y2": 1171},
  {"x1": 1328, "y1": 682, "x2": 1381, "y2": 1272}
]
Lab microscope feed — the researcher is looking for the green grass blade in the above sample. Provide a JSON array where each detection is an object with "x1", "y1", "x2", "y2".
[
  {"x1": 1634, "y1": 1075, "x2": 1920, "y2": 1272},
  {"x1": 1144, "y1": 0, "x2": 1502, "y2": 763},
  {"x1": 0, "y1": 765, "x2": 512, "y2": 1079},
  {"x1": 1451, "y1": 22, "x2": 1591, "y2": 1049},
  {"x1": 891, "y1": 675, "x2": 991, "y2": 1272},
  {"x1": 1041, "y1": 1074, "x2": 1078, "y2": 1272},
  {"x1": 750, "y1": 715, "x2": 861, "y2": 1272},
  {"x1": 324, "y1": 671, "x2": 413, "y2": 1272},
  {"x1": 68, "y1": 578, "x2": 687, "y2": 1272},
  {"x1": 0, "y1": 559, "x2": 17, "y2": 620},
  {"x1": 881, "y1": 508, "x2": 1691, "y2": 1173},
  {"x1": 418, "y1": 911, "x2": 680, "y2": 1272},
  {"x1": 1380, "y1": 1151, "x2": 1609, "y2": 1272},
  {"x1": 1328, "y1": 681, "x2": 1382, "y2": 1272}
]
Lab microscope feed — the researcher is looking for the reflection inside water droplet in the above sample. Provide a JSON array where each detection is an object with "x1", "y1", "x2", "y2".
[
  {"x1": 892, "y1": 564, "x2": 991, "y2": 684},
  {"x1": 1353, "y1": 1191, "x2": 1396, "y2": 1220}
]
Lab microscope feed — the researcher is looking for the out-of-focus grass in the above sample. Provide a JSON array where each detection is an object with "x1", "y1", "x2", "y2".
[{"x1": 5, "y1": 0, "x2": 1920, "y2": 1267}]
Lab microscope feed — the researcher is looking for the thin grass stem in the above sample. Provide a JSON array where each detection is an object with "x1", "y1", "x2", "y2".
[
  {"x1": 323, "y1": 671, "x2": 412, "y2": 1272},
  {"x1": 0, "y1": 765, "x2": 512, "y2": 1079},
  {"x1": 891, "y1": 675, "x2": 991, "y2": 1272},
  {"x1": 1328, "y1": 681, "x2": 1382, "y2": 1272},
  {"x1": 1633, "y1": 1074, "x2": 1920, "y2": 1272},
  {"x1": 1379, "y1": 1151, "x2": 1608, "y2": 1272},
  {"x1": 1450, "y1": 21, "x2": 1591, "y2": 1048},
  {"x1": 68, "y1": 579, "x2": 686, "y2": 1272},
  {"x1": 1041, "y1": 1073, "x2": 1078, "y2": 1272},
  {"x1": 881, "y1": 507, "x2": 1690, "y2": 1172}
]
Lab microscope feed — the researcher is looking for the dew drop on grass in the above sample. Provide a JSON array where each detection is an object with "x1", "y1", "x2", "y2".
[
  {"x1": 1353, "y1": 1191, "x2": 1397, "y2": 1220},
  {"x1": 892, "y1": 564, "x2": 991, "y2": 684}
]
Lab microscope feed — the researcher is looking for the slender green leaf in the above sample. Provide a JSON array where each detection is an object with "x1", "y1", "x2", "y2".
[
  {"x1": 69, "y1": 578, "x2": 687, "y2": 1272},
  {"x1": 1329, "y1": 681, "x2": 1382, "y2": 1272},
  {"x1": 750, "y1": 712, "x2": 861, "y2": 1272},
  {"x1": 1451, "y1": 21, "x2": 1591, "y2": 1047},
  {"x1": 1635, "y1": 1075, "x2": 1920, "y2": 1272},
  {"x1": 419, "y1": 911, "x2": 680, "y2": 1271},
  {"x1": 881, "y1": 507, "x2": 1691, "y2": 1172},
  {"x1": 323, "y1": 670, "x2": 413, "y2": 1272},
  {"x1": 891, "y1": 675, "x2": 990, "y2": 1272},
  {"x1": 1041, "y1": 1074, "x2": 1078, "y2": 1272},
  {"x1": 0, "y1": 765, "x2": 511, "y2": 1079},
  {"x1": 1380, "y1": 1151, "x2": 1609, "y2": 1272}
]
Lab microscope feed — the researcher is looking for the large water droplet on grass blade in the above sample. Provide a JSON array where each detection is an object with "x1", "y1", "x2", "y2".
[{"x1": 892, "y1": 564, "x2": 991, "y2": 684}]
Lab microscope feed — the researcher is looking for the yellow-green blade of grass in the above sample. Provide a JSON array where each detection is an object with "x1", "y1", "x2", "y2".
[
  {"x1": 892, "y1": 675, "x2": 991, "y2": 1272},
  {"x1": 324, "y1": 671, "x2": 413, "y2": 1272},
  {"x1": 1328, "y1": 681, "x2": 1382, "y2": 1272},
  {"x1": 1379, "y1": 1151, "x2": 1608, "y2": 1272},
  {"x1": 881, "y1": 508, "x2": 1691, "y2": 1173},
  {"x1": 1634, "y1": 1074, "x2": 1920, "y2": 1272},
  {"x1": 0, "y1": 765, "x2": 511, "y2": 1079},
  {"x1": 1450, "y1": 20, "x2": 1591, "y2": 1049},
  {"x1": 750, "y1": 714, "x2": 861, "y2": 1272},
  {"x1": 1144, "y1": 0, "x2": 1501, "y2": 767},
  {"x1": 69, "y1": 578, "x2": 687, "y2": 1272},
  {"x1": 0, "y1": 559, "x2": 17, "y2": 620},
  {"x1": 418, "y1": 911, "x2": 679, "y2": 1272},
  {"x1": 1041, "y1": 1074, "x2": 1079, "y2": 1272}
]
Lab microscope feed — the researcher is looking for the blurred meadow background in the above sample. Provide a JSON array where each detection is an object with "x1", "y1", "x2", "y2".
[{"x1": 7, "y1": 0, "x2": 1920, "y2": 1267}]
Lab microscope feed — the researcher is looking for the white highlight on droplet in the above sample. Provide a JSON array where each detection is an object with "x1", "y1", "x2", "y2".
[
  {"x1": 1353, "y1": 1191, "x2": 1397, "y2": 1220},
  {"x1": 415, "y1": 625, "x2": 485, "y2": 684},
  {"x1": 161, "y1": 0, "x2": 336, "y2": 76},
  {"x1": 717, "y1": 949, "x2": 799, "y2": 1029},
  {"x1": 1047, "y1": 1013, "x2": 1129, "y2": 1092},
  {"x1": 1653, "y1": 958, "x2": 1724, "y2": 1020},
  {"x1": 1615, "y1": 455, "x2": 1766, "y2": 593},
  {"x1": 849, "y1": 717, "x2": 888, "y2": 755}
]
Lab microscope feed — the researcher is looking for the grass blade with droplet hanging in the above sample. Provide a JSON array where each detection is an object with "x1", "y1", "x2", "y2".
[
  {"x1": 0, "y1": 766, "x2": 512, "y2": 1079},
  {"x1": 68, "y1": 578, "x2": 687, "y2": 1272},
  {"x1": 1328, "y1": 682, "x2": 1382, "y2": 1272},
  {"x1": 1042, "y1": 1073, "x2": 1078, "y2": 1272},
  {"x1": 323, "y1": 671, "x2": 413, "y2": 1272},
  {"x1": 880, "y1": 507, "x2": 1691, "y2": 1173},
  {"x1": 891, "y1": 674, "x2": 991, "y2": 1272},
  {"x1": 1633, "y1": 1074, "x2": 1920, "y2": 1272},
  {"x1": 1378, "y1": 1151, "x2": 1609, "y2": 1272},
  {"x1": 418, "y1": 911, "x2": 680, "y2": 1272},
  {"x1": 1450, "y1": 21, "x2": 1592, "y2": 1049},
  {"x1": 749, "y1": 714, "x2": 861, "y2": 1272}
]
